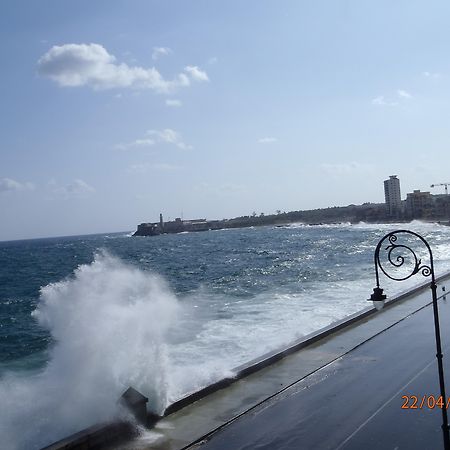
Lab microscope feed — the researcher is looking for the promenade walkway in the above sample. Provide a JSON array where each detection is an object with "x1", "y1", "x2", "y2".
[
  {"x1": 190, "y1": 293, "x2": 450, "y2": 450},
  {"x1": 118, "y1": 274, "x2": 450, "y2": 450}
]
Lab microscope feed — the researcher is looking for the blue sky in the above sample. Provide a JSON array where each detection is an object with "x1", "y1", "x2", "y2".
[{"x1": 2, "y1": 0, "x2": 450, "y2": 240}]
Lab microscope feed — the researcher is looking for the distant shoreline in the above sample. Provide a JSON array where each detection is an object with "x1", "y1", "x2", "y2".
[{"x1": 133, "y1": 203, "x2": 450, "y2": 237}]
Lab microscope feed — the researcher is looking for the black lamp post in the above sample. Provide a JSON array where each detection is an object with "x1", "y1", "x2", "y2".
[{"x1": 369, "y1": 229, "x2": 450, "y2": 450}]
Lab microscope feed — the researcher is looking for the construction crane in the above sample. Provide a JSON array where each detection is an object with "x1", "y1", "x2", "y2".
[{"x1": 430, "y1": 182, "x2": 450, "y2": 195}]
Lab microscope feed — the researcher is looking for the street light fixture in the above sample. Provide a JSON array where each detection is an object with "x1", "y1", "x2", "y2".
[{"x1": 369, "y1": 229, "x2": 450, "y2": 450}]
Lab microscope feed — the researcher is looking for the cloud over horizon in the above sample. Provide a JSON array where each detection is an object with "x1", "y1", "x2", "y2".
[
  {"x1": 54, "y1": 179, "x2": 95, "y2": 197},
  {"x1": 165, "y1": 99, "x2": 182, "y2": 107},
  {"x1": 371, "y1": 88, "x2": 413, "y2": 107},
  {"x1": 397, "y1": 89, "x2": 412, "y2": 99},
  {"x1": 258, "y1": 137, "x2": 277, "y2": 144},
  {"x1": 0, "y1": 178, "x2": 34, "y2": 193},
  {"x1": 37, "y1": 43, "x2": 209, "y2": 93},
  {"x1": 128, "y1": 162, "x2": 181, "y2": 173},
  {"x1": 147, "y1": 128, "x2": 192, "y2": 150},
  {"x1": 116, "y1": 128, "x2": 192, "y2": 151},
  {"x1": 152, "y1": 46, "x2": 172, "y2": 60},
  {"x1": 184, "y1": 65, "x2": 209, "y2": 82},
  {"x1": 115, "y1": 138, "x2": 155, "y2": 151},
  {"x1": 423, "y1": 71, "x2": 441, "y2": 79},
  {"x1": 320, "y1": 161, "x2": 374, "y2": 176}
]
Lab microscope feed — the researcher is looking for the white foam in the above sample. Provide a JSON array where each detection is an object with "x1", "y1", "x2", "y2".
[
  {"x1": 2, "y1": 222, "x2": 450, "y2": 448},
  {"x1": 0, "y1": 251, "x2": 179, "y2": 449},
  {"x1": 351, "y1": 220, "x2": 450, "y2": 232}
]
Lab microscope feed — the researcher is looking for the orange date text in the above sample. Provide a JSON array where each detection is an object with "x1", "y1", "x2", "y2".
[{"x1": 401, "y1": 395, "x2": 450, "y2": 410}]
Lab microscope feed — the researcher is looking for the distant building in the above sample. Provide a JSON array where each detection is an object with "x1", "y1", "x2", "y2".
[
  {"x1": 384, "y1": 175, "x2": 402, "y2": 216},
  {"x1": 406, "y1": 190, "x2": 433, "y2": 218},
  {"x1": 433, "y1": 194, "x2": 450, "y2": 219}
]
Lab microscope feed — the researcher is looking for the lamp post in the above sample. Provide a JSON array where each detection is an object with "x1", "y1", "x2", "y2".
[{"x1": 369, "y1": 229, "x2": 450, "y2": 450}]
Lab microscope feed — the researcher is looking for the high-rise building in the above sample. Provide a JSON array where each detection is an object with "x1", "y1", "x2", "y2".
[
  {"x1": 384, "y1": 175, "x2": 402, "y2": 216},
  {"x1": 405, "y1": 190, "x2": 433, "y2": 218}
]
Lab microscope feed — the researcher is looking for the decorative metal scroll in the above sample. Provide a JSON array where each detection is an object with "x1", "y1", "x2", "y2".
[{"x1": 374, "y1": 230, "x2": 434, "y2": 282}]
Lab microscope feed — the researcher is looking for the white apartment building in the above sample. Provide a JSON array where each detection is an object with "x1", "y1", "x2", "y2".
[{"x1": 384, "y1": 175, "x2": 402, "y2": 216}]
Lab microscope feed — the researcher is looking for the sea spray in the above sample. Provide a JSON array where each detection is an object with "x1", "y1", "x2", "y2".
[
  {"x1": 0, "y1": 251, "x2": 179, "y2": 449},
  {"x1": 2, "y1": 222, "x2": 450, "y2": 448}
]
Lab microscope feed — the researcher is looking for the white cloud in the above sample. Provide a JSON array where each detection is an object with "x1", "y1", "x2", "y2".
[
  {"x1": 320, "y1": 162, "x2": 374, "y2": 176},
  {"x1": 0, "y1": 178, "x2": 34, "y2": 193},
  {"x1": 184, "y1": 65, "x2": 209, "y2": 82},
  {"x1": 423, "y1": 71, "x2": 441, "y2": 79},
  {"x1": 56, "y1": 179, "x2": 95, "y2": 197},
  {"x1": 371, "y1": 96, "x2": 398, "y2": 107},
  {"x1": 115, "y1": 138, "x2": 155, "y2": 151},
  {"x1": 116, "y1": 128, "x2": 191, "y2": 151},
  {"x1": 128, "y1": 164, "x2": 148, "y2": 174},
  {"x1": 208, "y1": 56, "x2": 218, "y2": 65},
  {"x1": 372, "y1": 89, "x2": 413, "y2": 107},
  {"x1": 147, "y1": 128, "x2": 192, "y2": 150},
  {"x1": 258, "y1": 137, "x2": 277, "y2": 144},
  {"x1": 397, "y1": 89, "x2": 412, "y2": 99},
  {"x1": 152, "y1": 47, "x2": 172, "y2": 60},
  {"x1": 165, "y1": 99, "x2": 182, "y2": 107},
  {"x1": 134, "y1": 138, "x2": 155, "y2": 147},
  {"x1": 38, "y1": 43, "x2": 208, "y2": 93},
  {"x1": 128, "y1": 162, "x2": 181, "y2": 173},
  {"x1": 152, "y1": 162, "x2": 180, "y2": 171}
]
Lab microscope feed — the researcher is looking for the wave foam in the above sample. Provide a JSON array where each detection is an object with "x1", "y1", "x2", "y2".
[{"x1": 0, "y1": 251, "x2": 179, "y2": 449}]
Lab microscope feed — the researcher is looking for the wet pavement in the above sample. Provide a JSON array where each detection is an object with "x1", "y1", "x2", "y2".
[
  {"x1": 115, "y1": 276, "x2": 450, "y2": 450},
  {"x1": 189, "y1": 298, "x2": 450, "y2": 450}
]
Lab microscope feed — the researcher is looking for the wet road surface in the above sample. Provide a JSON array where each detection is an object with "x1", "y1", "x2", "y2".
[{"x1": 191, "y1": 300, "x2": 450, "y2": 450}]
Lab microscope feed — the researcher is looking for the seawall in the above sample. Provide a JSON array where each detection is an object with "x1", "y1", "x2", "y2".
[{"x1": 41, "y1": 271, "x2": 450, "y2": 449}]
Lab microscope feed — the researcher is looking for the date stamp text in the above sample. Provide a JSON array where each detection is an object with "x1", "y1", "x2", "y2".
[{"x1": 401, "y1": 395, "x2": 450, "y2": 410}]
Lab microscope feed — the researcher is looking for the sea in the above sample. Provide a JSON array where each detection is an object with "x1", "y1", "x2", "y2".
[{"x1": 1, "y1": 221, "x2": 450, "y2": 449}]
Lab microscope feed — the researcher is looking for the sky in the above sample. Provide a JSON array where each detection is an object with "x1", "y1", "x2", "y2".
[{"x1": 2, "y1": 0, "x2": 450, "y2": 240}]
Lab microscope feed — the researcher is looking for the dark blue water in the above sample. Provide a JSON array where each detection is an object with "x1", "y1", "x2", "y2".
[
  {"x1": 0, "y1": 222, "x2": 449, "y2": 449},
  {"x1": 0, "y1": 226, "x2": 369, "y2": 369}
]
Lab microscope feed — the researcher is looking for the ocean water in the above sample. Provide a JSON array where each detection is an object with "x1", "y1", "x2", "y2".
[{"x1": 1, "y1": 221, "x2": 450, "y2": 449}]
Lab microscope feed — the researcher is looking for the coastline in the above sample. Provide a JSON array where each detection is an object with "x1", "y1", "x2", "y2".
[
  {"x1": 42, "y1": 272, "x2": 450, "y2": 449},
  {"x1": 133, "y1": 208, "x2": 450, "y2": 237}
]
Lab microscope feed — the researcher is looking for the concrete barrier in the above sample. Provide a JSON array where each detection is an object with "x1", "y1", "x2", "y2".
[
  {"x1": 164, "y1": 271, "x2": 450, "y2": 415},
  {"x1": 41, "y1": 271, "x2": 450, "y2": 449},
  {"x1": 40, "y1": 421, "x2": 136, "y2": 450}
]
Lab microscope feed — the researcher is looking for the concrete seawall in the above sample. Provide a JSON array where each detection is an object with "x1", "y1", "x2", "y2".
[
  {"x1": 164, "y1": 271, "x2": 450, "y2": 417},
  {"x1": 42, "y1": 272, "x2": 450, "y2": 450}
]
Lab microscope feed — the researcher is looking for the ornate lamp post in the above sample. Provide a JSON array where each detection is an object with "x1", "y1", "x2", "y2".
[{"x1": 369, "y1": 229, "x2": 450, "y2": 450}]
